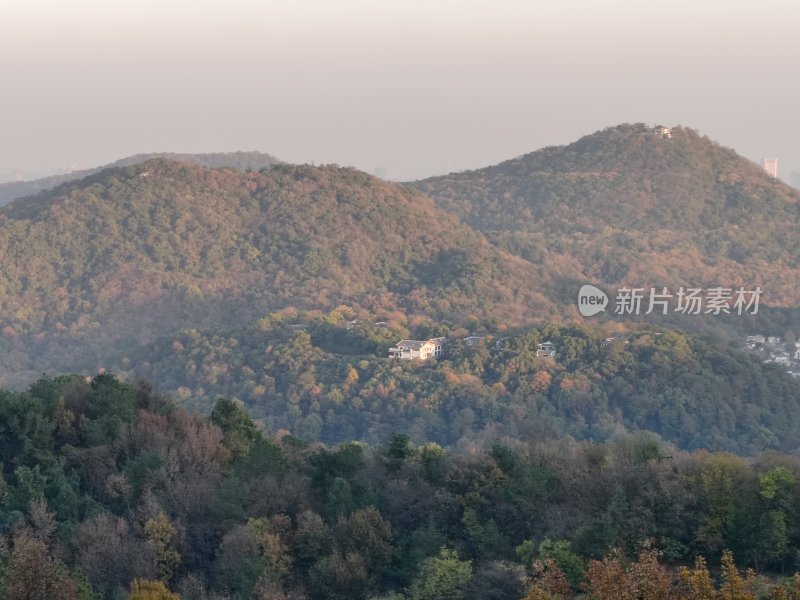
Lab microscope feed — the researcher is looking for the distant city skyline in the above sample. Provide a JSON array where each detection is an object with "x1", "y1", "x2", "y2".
[{"x1": 2, "y1": 0, "x2": 799, "y2": 183}]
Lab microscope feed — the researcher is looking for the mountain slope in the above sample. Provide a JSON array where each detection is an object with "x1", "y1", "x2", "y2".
[
  {"x1": 0, "y1": 160, "x2": 551, "y2": 386},
  {"x1": 413, "y1": 124, "x2": 800, "y2": 310},
  {"x1": 0, "y1": 151, "x2": 282, "y2": 206}
]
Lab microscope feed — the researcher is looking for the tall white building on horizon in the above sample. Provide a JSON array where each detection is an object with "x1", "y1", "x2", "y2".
[{"x1": 763, "y1": 157, "x2": 778, "y2": 177}]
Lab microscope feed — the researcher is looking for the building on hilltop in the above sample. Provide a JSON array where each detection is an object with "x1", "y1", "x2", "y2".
[
  {"x1": 637, "y1": 124, "x2": 673, "y2": 139},
  {"x1": 389, "y1": 337, "x2": 445, "y2": 360},
  {"x1": 654, "y1": 126, "x2": 673, "y2": 139}
]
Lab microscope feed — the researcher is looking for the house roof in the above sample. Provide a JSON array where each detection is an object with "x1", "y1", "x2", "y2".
[
  {"x1": 393, "y1": 337, "x2": 445, "y2": 350},
  {"x1": 394, "y1": 340, "x2": 431, "y2": 350}
]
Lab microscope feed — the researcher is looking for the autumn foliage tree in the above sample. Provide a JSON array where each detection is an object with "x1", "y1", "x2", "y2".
[{"x1": 129, "y1": 579, "x2": 180, "y2": 600}]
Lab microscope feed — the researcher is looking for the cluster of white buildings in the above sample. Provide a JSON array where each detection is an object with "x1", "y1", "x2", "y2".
[{"x1": 744, "y1": 335, "x2": 800, "y2": 378}]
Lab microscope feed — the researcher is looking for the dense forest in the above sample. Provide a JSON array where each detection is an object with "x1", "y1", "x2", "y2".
[
  {"x1": 3, "y1": 374, "x2": 800, "y2": 599},
  {"x1": 413, "y1": 124, "x2": 800, "y2": 310},
  {"x1": 125, "y1": 315, "x2": 800, "y2": 454}
]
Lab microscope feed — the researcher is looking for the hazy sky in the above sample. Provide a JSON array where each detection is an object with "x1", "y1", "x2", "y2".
[{"x1": 1, "y1": 0, "x2": 798, "y2": 182}]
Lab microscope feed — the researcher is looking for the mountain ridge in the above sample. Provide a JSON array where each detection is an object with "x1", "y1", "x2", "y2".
[{"x1": 0, "y1": 150, "x2": 283, "y2": 206}]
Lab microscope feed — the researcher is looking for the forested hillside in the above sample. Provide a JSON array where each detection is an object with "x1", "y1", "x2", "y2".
[
  {"x1": 127, "y1": 316, "x2": 800, "y2": 454},
  {"x1": 0, "y1": 160, "x2": 551, "y2": 387},
  {"x1": 0, "y1": 151, "x2": 282, "y2": 206},
  {"x1": 413, "y1": 124, "x2": 800, "y2": 310},
  {"x1": 0, "y1": 146, "x2": 800, "y2": 454},
  {"x1": 3, "y1": 375, "x2": 800, "y2": 599},
  {"x1": 0, "y1": 128, "x2": 798, "y2": 458}
]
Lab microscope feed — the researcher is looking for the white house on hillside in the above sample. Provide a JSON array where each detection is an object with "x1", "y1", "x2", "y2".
[
  {"x1": 389, "y1": 337, "x2": 445, "y2": 360},
  {"x1": 536, "y1": 341, "x2": 556, "y2": 357}
]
